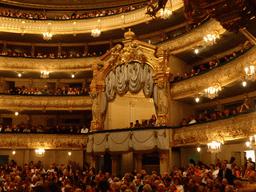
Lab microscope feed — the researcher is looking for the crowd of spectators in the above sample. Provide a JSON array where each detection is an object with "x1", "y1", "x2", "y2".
[
  {"x1": 0, "y1": 0, "x2": 153, "y2": 20},
  {"x1": 173, "y1": 41, "x2": 253, "y2": 82},
  {"x1": 0, "y1": 51, "x2": 103, "y2": 59},
  {"x1": 128, "y1": 115, "x2": 158, "y2": 128},
  {"x1": 181, "y1": 99, "x2": 253, "y2": 126},
  {"x1": 0, "y1": 157, "x2": 256, "y2": 192},
  {"x1": 0, "y1": 124, "x2": 89, "y2": 134},
  {"x1": 4, "y1": 86, "x2": 89, "y2": 96}
]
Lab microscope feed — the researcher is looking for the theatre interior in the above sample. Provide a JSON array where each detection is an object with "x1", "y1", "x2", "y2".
[{"x1": 0, "y1": 0, "x2": 256, "y2": 176}]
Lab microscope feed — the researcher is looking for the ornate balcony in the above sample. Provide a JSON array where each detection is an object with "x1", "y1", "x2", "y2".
[
  {"x1": 0, "y1": 0, "x2": 183, "y2": 35},
  {"x1": 0, "y1": 55, "x2": 98, "y2": 72},
  {"x1": 0, "y1": 94, "x2": 92, "y2": 111}
]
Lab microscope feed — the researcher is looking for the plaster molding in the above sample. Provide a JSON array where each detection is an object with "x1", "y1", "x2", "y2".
[
  {"x1": 0, "y1": 95, "x2": 92, "y2": 111},
  {"x1": 0, "y1": 133, "x2": 88, "y2": 149},
  {"x1": 0, "y1": 56, "x2": 98, "y2": 72}
]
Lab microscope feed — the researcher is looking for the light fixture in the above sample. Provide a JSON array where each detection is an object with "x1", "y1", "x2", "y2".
[
  {"x1": 242, "y1": 81, "x2": 247, "y2": 87},
  {"x1": 40, "y1": 70, "x2": 50, "y2": 79},
  {"x1": 194, "y1": 49, "x2": 199, "y2": 54},
  {"x1": 160, "y1": 0, "x2": 172, "y2": 19},
  {"x1": 205, "y1": 84, "x2": 221, "y2": 99},
  {"x1": 68, "y1": 152, "x2": 72, "y2": 156},
  {"x1": 204, "y1": 32, "x2": 219, "y2": 46},
  {"x1": 195, "y1": 97, "x2": 200, "y2": 102},
  {"x1": 18, "y1": 73, "x2": 22, "y2": 77},
  {"x1": 15, "y1": 112, "x2": 19, "y2": 116},
  {"x1": 245, "y1": 65, "x2": 256, "y2": 81},
  {"x1": 197, "y1": 147, "x2": 201, "y2": 152},
  {"x1": 91, "y1": 29, "x2": 101, "y2": 37},
  {"x1": 43, "y1": 31, "x2": 52, "y2": 41},
  {"x1": 246, "y1": 136, "x2": 256, "y2": 148},
  {"x1": 12, "y1": 150, "x2": 16, "y2": 155},
  {"x1": 71, "y1": 73, "x2": 76, "y2": 78},
  {"x1": 35, "y1": 148, "x2": 45, "y2": 157},
  {"x1": 207, "y1": 141, "x2": 221, "y2": 153}
]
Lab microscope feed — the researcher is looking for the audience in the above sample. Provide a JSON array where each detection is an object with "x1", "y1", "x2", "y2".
[{"x1": 0, "y1": 157, "x2": 254, "y2": 192}]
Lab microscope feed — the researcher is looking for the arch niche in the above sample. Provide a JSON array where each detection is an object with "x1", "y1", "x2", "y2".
[{"x1": 90, "y1": 29, "x2": 172, "y2": 131}]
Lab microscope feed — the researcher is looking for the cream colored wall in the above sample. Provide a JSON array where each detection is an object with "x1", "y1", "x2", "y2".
[
  {"x1": 169, "y1": 100, "x2": 194, "y2": 126},
  {"x1": 0, "y1": 149, "x2": 84, "y2": 168},
  {"x1": 169, "y1": 55, "x2": 191, "y2": 80},
  {"x1": 104, "y1": 91, "x2": 156, "y2": 129}
]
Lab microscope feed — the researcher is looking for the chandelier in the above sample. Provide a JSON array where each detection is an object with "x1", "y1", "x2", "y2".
[
  {"x1": 43, "y1": 31, "x2": 52, "y2": 41},
  {"x1": 245, "y1": 65, "x2": 256, "y2": 81},
  {"x1": 246, "y1": 136, "x2": 256, "y2": 148},
  {"x1": 207, "y1": 141, "x2": 221, "y2": 153},
  {"x1": 204, "y1": 85, "x2": 221, "y2": 99},
  {"x1": 160, "y1": 0, "x2": 172, "y2": 19},
  {"x1": 204, "y1": 33, "x2": 219, "y2": 46},
  {"x1": 35, "y1": 148, "x2": 45, "y2": 157},
  {"x1": 91, "y1": 29, "x2": 101, "y2": 37},
  {"x1": 40, "y1": 70, "x2": 50, "y2": 79}
]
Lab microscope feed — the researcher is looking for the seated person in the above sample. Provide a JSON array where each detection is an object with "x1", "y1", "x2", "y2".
[{"x1": 181, "y1": 119, "x2": 187, "y2": 126}]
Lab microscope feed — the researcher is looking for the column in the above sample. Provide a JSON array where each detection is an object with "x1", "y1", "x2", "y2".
[
  {"x1": 84, "y1": 43, "x2": 88, "y2": 56},
  {"x1": 111, "y1": 155, "x2": 120, "y2": 176},
  {"x1": 31, "y1": 43, "x2": 35, "y2": 57},
  {"x1": 159, "y1": 152, "x2": 169, "y2": 176},
  {"x1": 28, "y1": 78, "x2": 33, "y2": 90},
  {"x1": 27, "y1": 114, "x2": 31, "y2": 125},
  {"x1": 109, "y1": 39, "x2": 114, "y2": 49},
  {"x1": 82, "y1": 78, "x2": 87, "y2": 90},
  {"x1": 0, "y1": 77, "x2": 5, "y2": 93},
  {"x1": 240, "y1": 28, "x2": 256, "y2": 44},
  {"x1": 91, "y1": 155, "x2": 99, "y2": 172},
  {"x1": 2, "y1": 41, "x2": 7, "y2": 53},
  {"x1": 134, "y1": 154, "x2": 143, "y2": 173},
  {"x1": 58, "y1": 43, "x2": 62, "y2": 57},
  {"x1": 56, "y1": 79, "x2": 60, "y2": 90}
]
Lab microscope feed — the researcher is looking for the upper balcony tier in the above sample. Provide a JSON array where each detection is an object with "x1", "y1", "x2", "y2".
[{"x1": 0, "y1": 0, "x2": 183, "y2": 35}]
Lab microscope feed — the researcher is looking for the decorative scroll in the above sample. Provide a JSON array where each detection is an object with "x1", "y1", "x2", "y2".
[
  {"x1": 87, "y1": 129, "x2": 168, "y2": 154},
  {"x1": 105, "y1": 62, "x2": 154, "y2": 101}
]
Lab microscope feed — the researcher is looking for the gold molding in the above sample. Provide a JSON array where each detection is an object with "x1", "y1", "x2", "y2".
[
  {"x1": 0, "y1": 95, "x2": 92, "y2": 111},
  {"x1": 0, "y1": 133, "x2": 88, "y2": 149},
  {"x1": 0, "y1": 56, "x2": 97, "y2": 72},
  {"x1": 170, "y1": 45, "x2": 256, "y2": 100},
  {"x1": 157, "y1": 19, "x2": 226, "y2": 55},
  {"x1": 173, "y1": 110, "x2": 256, "y2": 146},
  {"x1": 0, "y1": 0, "x2": 183, "y2": 35}
]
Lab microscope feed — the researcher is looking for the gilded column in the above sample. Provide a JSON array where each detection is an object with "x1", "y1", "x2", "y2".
[
  {"x1": 82, "y1": 78, "x2": 87, "y2": 90},
  {"x1": 111, "y1": 155, "x2": 120, "y2": 175},
  {"x1": 28, "y1": 78, "x2": 33, "y2": 90},
  {"x1": 84, "y1": 43, "x2": 88, "y2": 56},
  {"x1": 56, "y1": 79, "x2": 60, "y2": 90},
  {"x1": 109, "y1": 39, "x2": 114, "y2": 49},
  {"x1": 31, "y1": 43, "x2": 35, "y2": 57},
  {"x1": 134, "y1": 154, "x2": 143, "y2": 173},
  {"x1": 2, "y1": 41, "x2": 7, "y2": 53},
  {"x1": 58, "y1": 43, "x2": 62, "y2": 57},
  {"x1": 0, "y1": 77, "x2": 5, "y2": 93},
  {"x1": 159, "y1": 152, "x2": 169, "y2": 176}
]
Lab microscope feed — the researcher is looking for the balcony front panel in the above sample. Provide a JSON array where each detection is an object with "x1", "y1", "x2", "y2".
[
  {"x1": 0, "y1": 94, "x2": 92, "y2": 111},
  {"x1": 0, "y1": 56, "x2": 99, "y2": 72}
]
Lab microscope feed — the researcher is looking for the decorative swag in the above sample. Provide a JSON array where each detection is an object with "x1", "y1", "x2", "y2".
[
  {"x1": 105, "y1": 62, "x2": 154, "y2": 101},
  {"x1": 87, "y1": 129, "x2": 169, "y2": 154}
]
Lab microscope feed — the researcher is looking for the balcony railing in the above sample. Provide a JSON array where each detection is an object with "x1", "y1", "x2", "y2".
[{"x1": 0, "y1": 94, "x2": 92, "y2": 111}]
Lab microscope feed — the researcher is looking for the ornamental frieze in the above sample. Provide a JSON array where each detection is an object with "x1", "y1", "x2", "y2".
[
  {"x1": 171, "y1": 46, "x2": 256, "y2": 100},
  {"x1": 0, "y1": 56, "x2": 97, "y2": 72},
  {"x1": 172, "y1": 111, "x2": 256, "y2": 146},
  {"x1": 0, "y1": 133, "x2": 88, "y2": 149},
  {"x1": 0, "y1": 95, "x2": 92, "y2": 111}
]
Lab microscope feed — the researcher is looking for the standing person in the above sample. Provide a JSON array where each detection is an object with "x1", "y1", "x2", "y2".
[{"x1": 218, "y1": 163, "x2": 233, "y2": 185}]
